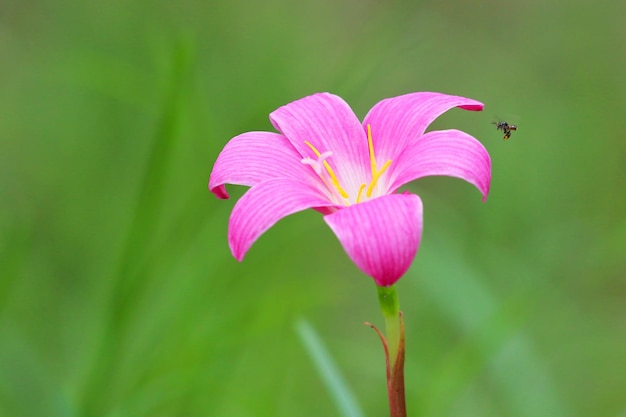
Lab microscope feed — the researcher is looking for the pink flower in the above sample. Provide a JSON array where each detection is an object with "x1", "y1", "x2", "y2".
[{"x1": 209, "y1": 92, "x2": 491, "y2": 286}]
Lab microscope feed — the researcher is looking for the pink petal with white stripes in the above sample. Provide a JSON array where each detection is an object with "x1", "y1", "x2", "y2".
[
  {"x1": 209, "y1": 131, "x2": 317, "y2": 199},
  {"x1": 362, "y1": 92, "x2": 484, "y2": 163},
  {"x1": 228, "y1": 178, "x2": 336, "y2": 260},
  {"x1": 324, "y1": 194, "x2": 423, "y2": 286},
  {"x1": 387, "y1": 129, "x2": 492, "y2": 201},
  {"x1": 269, "y1": 93, "x2": 370, "y2": 196}
]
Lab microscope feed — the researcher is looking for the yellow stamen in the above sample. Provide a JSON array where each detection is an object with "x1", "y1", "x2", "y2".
[
  {"x1": 365, "y1": 124, "x2": 392, "y2": 198},
  {"x1": 367, "y1": 160, "x2": 392, "y2": 197},
  {"x1": 367, "y1": 124, "x2": 377, "y2": 175},
  {"x1": 304, "y1": 141, "x2": 349, "y2": 199},
  {"x1": 356, "y1": 184, "x2": 367, "y2": 203}
]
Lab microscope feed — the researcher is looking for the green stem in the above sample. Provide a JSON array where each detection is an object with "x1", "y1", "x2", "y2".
[
  {"x1": 377, "y1": 285, "x2": 401, "y2": 368},
  {"x1": 372, "y1": 284, "x2": 406, "y2": 417}
]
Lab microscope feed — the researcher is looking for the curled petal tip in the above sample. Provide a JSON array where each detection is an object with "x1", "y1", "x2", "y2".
[
  {"x1": 458, "y1": 102, "x2": 485, "y2": 111},
  {"x1": 210, "y1": 183, "x2": 230, "y2": 199}
]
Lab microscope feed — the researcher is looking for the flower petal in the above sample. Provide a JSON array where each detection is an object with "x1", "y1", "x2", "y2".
[
  {"x1": 269, "y1": 93, "x2": 370, "y2": 197},
  {"x1": 362, "y1": 92, "x2": 484, "y2": 163},
  {"x1": 324, "y1": 194, "x2": 423, "y2": 286},
  {"x1": 229, "y1": 178, "x2": 336, "y2": 260},
  {"x1": 387, "y1": 129, "x2": 492, "y2": 201},
  {"x1": 209, "y1": 131, "x2": 318, "y2": 199}
]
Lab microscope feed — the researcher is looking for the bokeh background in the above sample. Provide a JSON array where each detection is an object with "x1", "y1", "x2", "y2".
[{"x1": 1, "y1": 0, "x2": 625, "y2": 416}]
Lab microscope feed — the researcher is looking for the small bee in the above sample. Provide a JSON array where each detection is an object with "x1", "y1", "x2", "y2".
[{"x1": 492, "y1": 121, "x2": 517, "y2": 140}]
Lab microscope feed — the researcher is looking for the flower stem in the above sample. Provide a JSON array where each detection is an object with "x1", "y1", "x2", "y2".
[
  {"x1": 377, "y1": 285, "x2": 401, "y2": 367},
  {"x1": 368, "y1": 284, "x2": 406, "y2": 417}
]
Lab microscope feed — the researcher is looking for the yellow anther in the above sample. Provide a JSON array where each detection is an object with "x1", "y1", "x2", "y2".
[
  {"x1": 304, "y1": 140, "x2": 349, "y2": 199},
  {"x1": 356, "y1": 184, "x2": 367, "y2": 203}
]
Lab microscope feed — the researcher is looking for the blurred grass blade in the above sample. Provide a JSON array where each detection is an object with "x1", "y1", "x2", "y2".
[
  {"x1": 78, "y1": 38, "x2": 195, "y2": 416},
  {"x1": 295, "y1": 319, "x2": 365, "y2": 417}
]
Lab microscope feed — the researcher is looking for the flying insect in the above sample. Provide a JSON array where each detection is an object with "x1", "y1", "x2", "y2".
[{"x1": 492, "y1": 121, "x2": 517, "y2": 140}]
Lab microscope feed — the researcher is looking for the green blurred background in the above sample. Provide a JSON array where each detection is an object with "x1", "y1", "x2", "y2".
[{"x1": 1, "y1": 0, "x2": 625, "y2": 416}]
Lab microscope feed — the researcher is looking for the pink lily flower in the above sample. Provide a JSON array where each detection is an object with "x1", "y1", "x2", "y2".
[{"x1": 209, "y1": 92, "x2": 491, "y2": 286}]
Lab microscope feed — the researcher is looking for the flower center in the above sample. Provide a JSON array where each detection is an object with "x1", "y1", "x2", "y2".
[{"x1": 302, "y1": 124, "x2": 391, "y2": 205}]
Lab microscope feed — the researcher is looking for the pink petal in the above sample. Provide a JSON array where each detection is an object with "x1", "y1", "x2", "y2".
[
  {"x1": 362, "y1": 92, "x2": 484, "y2": 163},
  {"x1": 387, "y1": 129, "x2": 491, "y2": 201},
  {"x1": 209, "y1": 131, "x2": 318, "y2": 199},
  {"x1": 324, "y1": 194, "x2": 423, "y2": 286},
  {"x1": 229, "y1": 178, "x2": 336, "y2": 261},
  {"x1": 269, "y1": 93, "x2": 370, "y2": 196}
]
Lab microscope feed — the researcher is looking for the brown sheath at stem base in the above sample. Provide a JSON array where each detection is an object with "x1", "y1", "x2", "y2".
[{"x1": 365, "y1": 311, "x2": 406, "y2": 417}]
